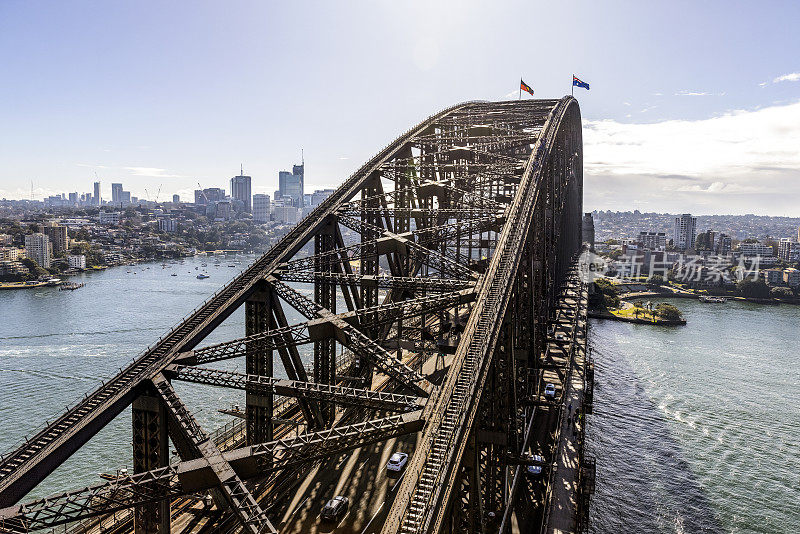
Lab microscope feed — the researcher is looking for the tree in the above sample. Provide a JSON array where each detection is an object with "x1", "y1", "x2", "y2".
[
  {"x1": 770, "y1": 286, "x2": 794, "y2": 299},
  {"x1": 655, "y1": 303, "x2": 682, "y2": 321},
  {"x1": 647, "y1": 274, "x2": 665, "y2": 286},
  {"x1": 737, "y1": 278, "x2": 770, "y2": 299},
  {"x1": 20, "y1": 258, "x2": 48, "y2": 279}
]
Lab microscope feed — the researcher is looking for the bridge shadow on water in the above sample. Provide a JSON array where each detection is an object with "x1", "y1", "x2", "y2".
[{"x1": 586, "y1": 319, "x2": 725, "y2": 534}]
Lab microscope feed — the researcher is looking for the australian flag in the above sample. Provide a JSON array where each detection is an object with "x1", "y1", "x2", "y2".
[{"x1": 573, "y1": 75, "x2": 590, "y2": 90}]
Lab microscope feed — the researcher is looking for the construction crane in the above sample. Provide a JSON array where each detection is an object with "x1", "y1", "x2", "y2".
[
  {"x1": 197, "y1": 182, "x2": 209, "y2": 204},
  {"x1": 155, "y1": 184, "x2": 162, "y2": 203}
]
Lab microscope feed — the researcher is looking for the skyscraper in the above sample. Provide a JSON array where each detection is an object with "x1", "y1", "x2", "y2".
[
  {"x1": 93, "y1": 181, "x2": 101, "y2": 205},
  {"x1": 111, "y1": 183, "x2": 123, "y2": 204},
  {"x1": 230, "y1": 166, "x2": 252, "y2": 212},
  {"x1": 278, "y1": 161, "x2": 304, "y2": 207},
  {"x1": 172, "y1": 194, "x2": 180, "y2": 204},
  {"x1": 673, "y1": 213, "x2": 697, "y2": 251}
]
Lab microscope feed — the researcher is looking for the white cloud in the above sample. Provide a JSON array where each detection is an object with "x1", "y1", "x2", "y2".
[
  {"x1": 773, "y1": 72, "x2": 800, "y2": 83},
  {"x1": 583, "y1": 100, "x2": 800, "y2": 214},
  {"x1": 123, "y1": 167, "x2": 185, "y2": 178},
  {"x1": 675, "y1": 91, "x2": 710, "y2": 96}
]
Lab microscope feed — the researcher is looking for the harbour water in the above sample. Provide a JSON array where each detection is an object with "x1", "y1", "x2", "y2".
[
  {"x1": 587, "y1": 299, "x2": 800, "y2": 533},
  {"x1": 0, "y1": 254, "x2": 316, "y2": 501},
  {"x1": 1, "y1": 263, "x2": 798, "y2": 533}
]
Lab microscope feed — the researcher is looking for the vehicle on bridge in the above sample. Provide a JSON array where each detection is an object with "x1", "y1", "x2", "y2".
[
  {"x1": 386, "y1": 451, "x2": 409, "y2": 474},
  {"x1": 545, "y1": 383, "x2": 557, "y2": 399},
  {"x1": 320, "y1": 495, "x2": 349, "y2": 522}
]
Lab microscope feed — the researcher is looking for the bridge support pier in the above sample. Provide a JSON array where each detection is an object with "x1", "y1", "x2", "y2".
[
  {"x1": 132, "y1": 392, "x2": 170, "y2": 534},
  {"x1": 246, "y1": 280, "x2": 273, "y2": 450}
]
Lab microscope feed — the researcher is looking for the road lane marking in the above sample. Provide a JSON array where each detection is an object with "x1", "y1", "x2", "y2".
[
  {"x1": 360, "y1": 503, "x2": 385, "y2": 534},
  {"x1": 391, "y1": 472, "x2": 406, "y2": 493}
]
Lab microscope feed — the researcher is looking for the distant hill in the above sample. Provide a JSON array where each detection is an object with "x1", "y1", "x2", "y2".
[{"x1": 591, "y1": 211, "x2": 800, "y2": 241}]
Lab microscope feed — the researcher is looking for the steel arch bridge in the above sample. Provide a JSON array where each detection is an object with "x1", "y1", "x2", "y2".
[{"x1": 0, "y1": 96, "x2": 584, "y2": 534}]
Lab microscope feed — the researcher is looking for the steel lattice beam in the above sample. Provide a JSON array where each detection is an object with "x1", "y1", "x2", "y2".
[
  {"x1": 0, "y1": 412, "x2": 423, "y2": 532},
  {"x1": 166, "y1": 365, "x2": 425, "y2": 412},
  {"x1": 267, "y1": 277, "x2": 430, "y2": 396}
]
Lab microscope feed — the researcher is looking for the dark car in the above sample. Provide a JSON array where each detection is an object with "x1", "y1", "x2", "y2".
[{"x1": 320, "y1": 495, "x2": 349, "y2": 522}]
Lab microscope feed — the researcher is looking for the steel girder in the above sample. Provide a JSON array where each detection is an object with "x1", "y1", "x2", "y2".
[
  {"x1": 267, "y1": 277, "x2": 430, "y2": 396},
  {"x1": 0, "y1": 98, "x2": 582, "y2": 534},
  {"x1": 0, "y1": 100, "x2": 472, "y2": 508},
  {"x1": 383, "y1": 98, "x2": 583, "y2": 534},
  {"x1": 165, "y1": 365, "x2": 425, "y2": 412},
  {"x1": 274, "y1": 271, "x2": 472, "y2": 293},
  {"x1": 0, "y1": 412, "x2": 423, "y2": 532}
]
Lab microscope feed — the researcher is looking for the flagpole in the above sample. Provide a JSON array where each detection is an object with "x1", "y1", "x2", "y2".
[
  {"x1": 571, "y1": 75, "x2": 574, "y2": 97},
  {"x1": 519, "y1": 77, "x2": 522, "y2": 100}
]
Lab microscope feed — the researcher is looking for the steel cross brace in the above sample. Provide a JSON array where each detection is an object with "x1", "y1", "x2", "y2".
[
  {"x1": 266, "y1": 277, "x2": 430, "y2": 396},
  {"x1": 0, "y1": 412, "x2": 424, "y2": 532},
  {"x1": 165, "y1": 364, "x2": 426, "y2": 412}
]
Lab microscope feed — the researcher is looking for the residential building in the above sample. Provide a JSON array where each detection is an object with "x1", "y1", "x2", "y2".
[
  {"x1": 783, "y1": 268, "x2": 800, "y2": 288},
  {"x1": 761, "y1": 268, "x2": 784, "y2": 286},
  {"x1": 778, "y1": 238, "x2": 800, "y2": 262},
  {"x1": 0, "y1": 247, "x2": 21, "y2": 261},
  {"x1": 42, "y1": 222, "x2": 68, "y2": 252},
  {"x1": 0, "y1": 234, "x2": 12, "y2": 246},
  {"x1": 582, "y1": 213, "x2": 595, "y2": 249},
  {"x1": 715, "y1": 233, "x2": 732, "y2": 255},
  {"x1": 172, "y1": 194, "x2": 180, "y2": 204},
  {"x1": 673, "y1": 213, "x2": 697, "y2": 251},
  {"x1": 68, "y1": 254, "x2": 86, "y2": 270},
  {"x1": 230, "y1": 169, "x2": 252, "y2": 212},
  {"x1": 253, "y1": 194, "x2": 271, "y2": 223},
  {"x1": 98, "y1": 211, "x2": 121, "y2": 225},
  {"x1": 637, "y1": 231, "x2": 666, "y2": 250},
  {"x1": 738, "y1": 243, "x2": 773, "y2": 257},
  {"x1": 93, "y1": 181, "x2": 101, "y2": 205},
  {"x1": 25, "y1": 233, "x2": 51, "y2": 269},
  {"x1": 158, "y1": 218, "x2": 177, "y2": 233},
  {"x1": 0, "y1": 261, "x2": 29, "y2": 276}
]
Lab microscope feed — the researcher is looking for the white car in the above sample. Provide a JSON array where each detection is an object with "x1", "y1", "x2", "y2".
[
  {"x1": 544, "y1": 383, "x2": 556, "y2": 399},
  {"x1": 524, "y1": 453, "x2": 545, "y2": 477},
  {"x1": 386, "y1": 452, "x2": 409, "y2": 473}
]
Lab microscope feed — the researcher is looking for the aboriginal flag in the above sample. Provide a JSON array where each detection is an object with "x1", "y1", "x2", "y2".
[
  {"x1": 520, "y1": 79, "x2": 535, "y2": 96},
  {"x1": 572, "y1": 75, "x2": 590, "y2": 90}
]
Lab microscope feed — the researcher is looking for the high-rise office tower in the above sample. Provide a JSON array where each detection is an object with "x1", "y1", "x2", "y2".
[
  {"x1": 111, "y1": 183, "x2": 123, "y2": 204},
  {"x1": 172, "y1": 194, "x2": 180, "y2": 204},
  {"x1": 278, "y1": 159, "x2": 305, "y2": 207},
  {"x1": 673, "y1": 213, "x2": 697, "y2": 251},
  {"x1": 93, "y1": 181, "x2": 101, "y2": 205},
  {"x1": 230, "y1": 166, "x2": 252, "y2": 212}
]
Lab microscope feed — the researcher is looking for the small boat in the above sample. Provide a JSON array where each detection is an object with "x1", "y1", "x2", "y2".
[
  {"x1": 699, "y1": 295, "x2": 726, "y2": 303},
  {"x1": 197, "y1": 273, "x2": 210, "y2": 279},
  {"x1": 228, "y1": 264, "x2": 236, "y2": 267},
  {"x1": 171, "y1": 273, "x2": 178, "y2": 277}
]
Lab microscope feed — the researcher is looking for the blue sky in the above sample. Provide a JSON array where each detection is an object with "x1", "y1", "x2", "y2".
[{"x1": 1, "y1": 1, "x2": 799, "y2": 214}]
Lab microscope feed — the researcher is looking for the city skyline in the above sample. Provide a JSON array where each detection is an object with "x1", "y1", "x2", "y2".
[{"x1": 1, "y1": 1, "x2": 799, "y2": 215}]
